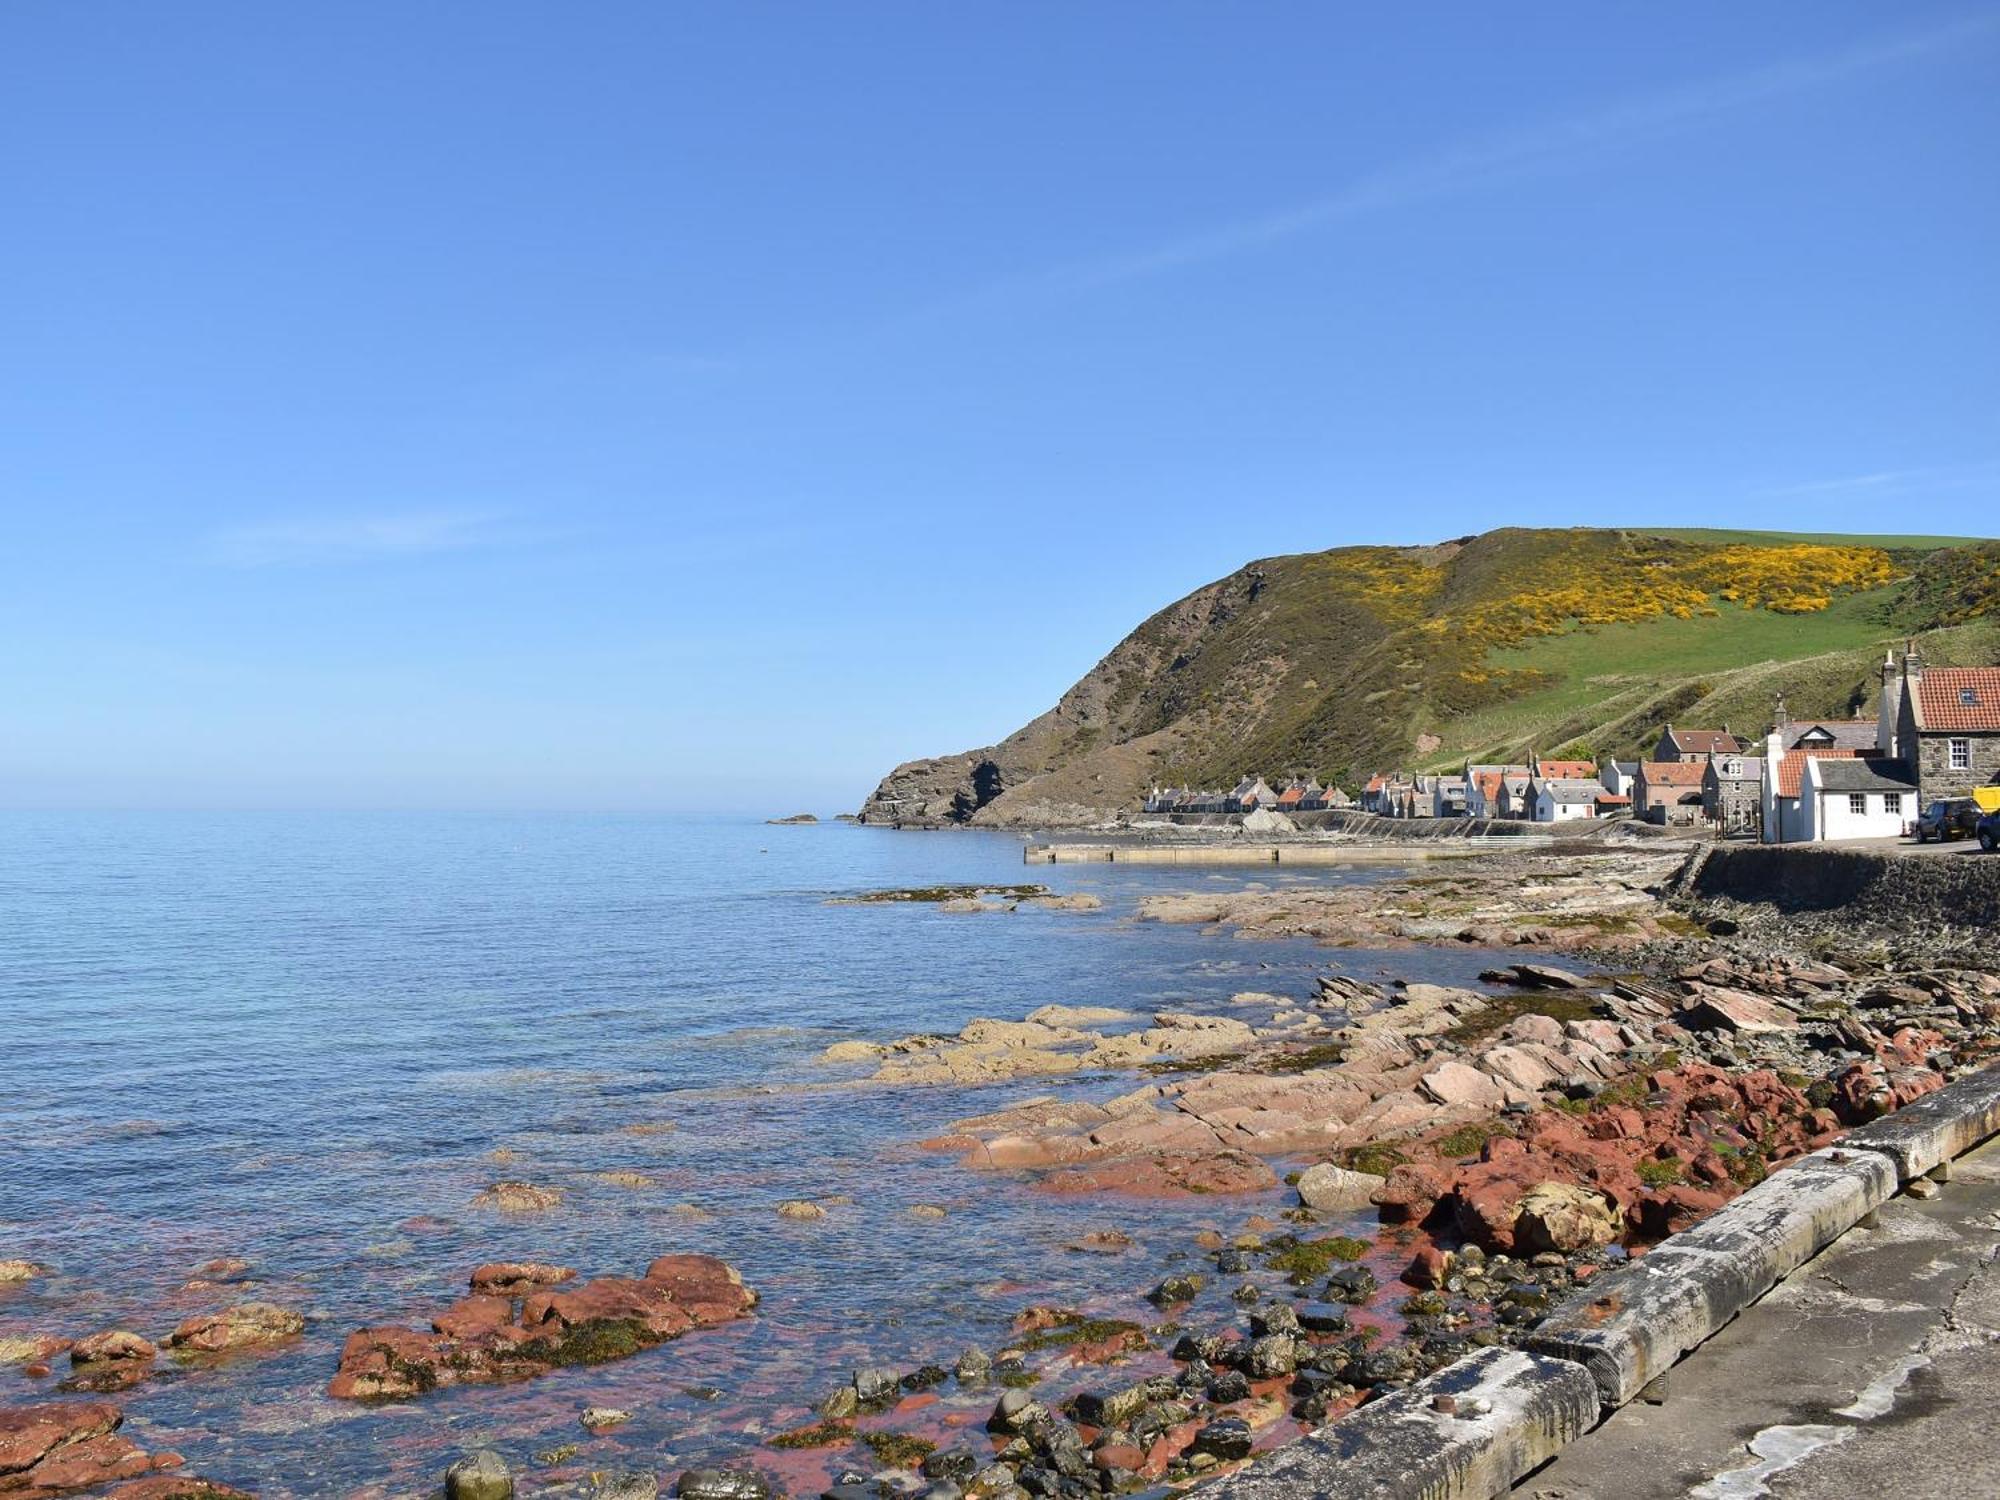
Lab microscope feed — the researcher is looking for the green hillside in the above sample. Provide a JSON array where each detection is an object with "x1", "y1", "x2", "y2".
[{"x1": 859, "y1": 528, "x2": 2000, "y2": 825}]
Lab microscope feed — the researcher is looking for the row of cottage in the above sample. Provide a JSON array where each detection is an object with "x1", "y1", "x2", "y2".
[{"x1": 1145, "y1": 647, "x2": 2000, "y2": 844}]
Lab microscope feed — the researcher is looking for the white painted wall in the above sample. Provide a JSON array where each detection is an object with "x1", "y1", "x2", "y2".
[
  {"x1": 1800, "y1": 759, "x2": 1912, "y2": 841},
  {"x1": 1534, "y1": 792, "x2": 1595, "y2": 822}
]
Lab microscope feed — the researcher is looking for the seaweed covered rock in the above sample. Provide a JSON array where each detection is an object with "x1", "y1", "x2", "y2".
[{"x1": 329, "y1": 1253, "x2": 754, "y2": 1400}]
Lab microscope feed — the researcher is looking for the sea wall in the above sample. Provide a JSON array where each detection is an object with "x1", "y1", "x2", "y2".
[{"x1": 1683, "y1": 844, "x2": 2000, "y2": 928}]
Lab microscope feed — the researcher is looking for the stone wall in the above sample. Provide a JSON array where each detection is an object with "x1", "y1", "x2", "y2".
[
  {"x1": 1917, "y1": 731, "x2": 2000, "y2": 804},
  {"x1": 1684, "y1": 844, "x2": 2000, "y2": 930}
]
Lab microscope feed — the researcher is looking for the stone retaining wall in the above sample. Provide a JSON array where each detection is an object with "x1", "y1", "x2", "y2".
[{"x1": 1682, "y1": 844, "x2": 2000, "y2": 927}]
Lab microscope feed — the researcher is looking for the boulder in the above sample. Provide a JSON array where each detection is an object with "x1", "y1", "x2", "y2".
[
  {"x1": 591, "y1": 1475, "x2": 661, "y2": 1500},
  {"x1": 446, "y1": 1451, "x2": 515, "y2": 1500},
  {"x1": 0, "y1": 1259, "x2": 46, "y2": 1282},
  {"x1": 168, "y1": 1302, "x2": 304, "y2": 1353},
  {"x1": 1418, "y1": 1060, "x2": 1505, "y2": 1110},
  {"x1": 1678, "y1": 989, "x2": 1796, "y2": 1035},
  {"x1": 71, "y1": 1330, "x2": 157, "y2": 1364},
  {"x1": 475, "y1": 1181, "x2": 564, "y2": 1212},
  {"x1": 1512, "y1": 1182, "x2": 1623, "y2": 1254},
  {"x1": 469, "y1": 1262, "x2": 575, "y2": 1295},
  {"x1": 676, "y1": 1469, "x2": 771, "y2": 1500},
  {"x1": 1294, "y1": 1163, "x2": 1386, "y2": 1213},
  {"x1": 776, "y1": 1200, "x2": 827, "y2": 1221}
]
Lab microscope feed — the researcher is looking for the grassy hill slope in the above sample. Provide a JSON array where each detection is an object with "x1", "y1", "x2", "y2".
[{"x1": 858, "y1": 528, "x2": 2000, "y2": 826}]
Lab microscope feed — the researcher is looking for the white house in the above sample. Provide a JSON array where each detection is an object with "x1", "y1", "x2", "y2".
[
  {"x1": 1599, "y1": 761, "x2": 1639, "y2": 798},
  {"x1": 1797, "y1": 757, "x2": 1918, "y2": 842},
  {"x1": 1533, "y1": 778, "x2": 1602, "y2": 823}
]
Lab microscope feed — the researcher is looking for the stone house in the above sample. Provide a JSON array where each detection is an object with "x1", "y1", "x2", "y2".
[
  {"x1": 1495, "y1": 771, "x2": 1535, "y2": 820},
  {"x1": 1229, "y1": 776, "x2": 1278, "y2": 813},
  {"x1": 1881, "y1": 646, "x2": 2000, "y2": 803},
  {"x1": 1432, "y1": 775, "x2": 1468, "y2": 817},
  {"x1": 1654, "y1": 726, "x2": 1744, "y2": 762},
  {"x1": 1701, "y1": 752, "x2": 1764, "y2": 838},
  {"x1": 1634, "y1": 760, "x2": 1707, "y2": 825}
]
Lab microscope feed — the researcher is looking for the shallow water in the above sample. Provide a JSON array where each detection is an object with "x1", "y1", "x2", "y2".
[{"x1": 0, "y1": 813, "x2": 1525, "y2": 1495}]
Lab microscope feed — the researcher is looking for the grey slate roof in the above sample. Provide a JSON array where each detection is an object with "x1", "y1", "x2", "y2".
[
  {"x1": 1782, "y1": 720, "x2": 1880, "y2": 752},
  {"x1": 1815, "y1": 758, "x2": 1919, "y2": 794},
  {"x1": 1541, "y1": 778, "x2": 1602, "y2": 805}
]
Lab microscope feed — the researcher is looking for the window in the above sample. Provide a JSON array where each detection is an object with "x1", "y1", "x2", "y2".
[
  {"x1": 1884, "y1": 793, "x2": 1902, "y2": 816},
  {"x1": 1848, "y1": 794, "x2": 1868, "y2": 816},
  {"x1": 1951, "y1": 738, "x2": 1971, "y2": 771},
  {"x1": 1962, "y1": 688, "x2": 1980, "y2": 707}
]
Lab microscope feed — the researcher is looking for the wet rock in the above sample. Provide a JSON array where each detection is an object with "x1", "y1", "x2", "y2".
[
  {"x1": 470, "y1": 1262, "x2": 575, "y2": 1295},
  {"x1": 1206, "y1": 1369, "x2": 1252, "y2": 1404},
  {"x1": 818, "y1": 1385, "x2": 860, "y2": 1419},
  {"x1": 1244, "y1": 1334, "x2": 1298, "y2": 1378},
  {"x1": 777, "y1": 1200, "x2": 828, "y2": 1221},
  {"x1": 167, "y1": 1301, "x2": 304, "y2": 1354},
  {"x1": 988, "y1": 1389, "x2": 1050, "y2": 1434},
  {"x1": 1063, "y1": 1230, "x2": 1133, "y2": 1255},
  {"x1": 853, "y1": 1366, "x2": 902, "y2": 1404},
  {"x1": 0, "y1": 1259, "x2": 46, "y2": 1282},
  {"x1": 582, "y1": 1406, "x2": 634, "y2": 1430},
  {"x1": 922, "y1": 1450, "x2": 981, "y2": 1483},
  {"x1": 677, "y1": 1471, "x2": 770, "y2": 1500},
  {"x1": 591, "y1": 1474, "x2": 661, "y2": 1500},
  {"x1": 475, "y1": 1181, "x2": 564, "y2": 1212},
  {"x1": 1294, "y1": 1163, "x2": 1385, "y2": 1213},
  {"x1": 0, "y1": 1333, "x2": 69, "y2": 1366},
  {"x1": 446, "y1": 1450, "x2": 515, "y2": 1500},
  {"x1": 0, "y1": 1400, "x2": 173, "y2": 1497},
  {"x1": 1247, "y1": 1303, "x2": 1299, "y2": 1337},
  {"x1": 71, "y1": 1330, "x2": 158, "y2": 1364},
  {"x1": 955, "y1": 1347, "x2": 993, "y2": 1384},
  {"x1": 1295, "y1": 1302, "x2": 1350, "y2": 1334},
  {"x1": 907, "y1": 1204, "x2": 949, "y2": 1221},
  {"x1": 1190, "y1": 1417, "x2": 1253, "y2": 1462},
  {"x1": 1036, "y1": 1150, "x2": 1278, "y2": 1198},
  {"x1": 1146, "y1": 1274, "x2": 1203, "y2": 1306},
  {"x1": 330, "y1": 1253, "x2": 755, "y2": 1400},
  {"x1": 902, "y1": 1363, "x2": 949, "y2": 1391},
  {"x1": 105, "y1": 1479, "x2": 256, "y2": 1500},
  {"x1": 1322, "y1": 1265, "x2": 1378, "y2": 1304}
]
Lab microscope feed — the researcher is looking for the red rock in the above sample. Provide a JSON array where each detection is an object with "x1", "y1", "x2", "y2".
[
  {"x1": 1401, "y1": 1246, "x2": 1450, "y2": 1289},
  {"x1": 167, "y1": 1303, "x2": 303, "y2": 1354},
  {"x1": 1093, "y1": 1443, "x2": 1145, "y2": 1472},
  {"x1": 328, "y1": 1253, "x2": 755, "y2": 1401},
  {"x1": 431, "y1": 1295, "x2": 515, "y2": 1340},
  {"x1": 0, "y1": 1402, "x2": 180, "y2": 1497},
  {"x1": 1373, "y1": 1163, "x2": 1448, "y2": 1225},
  {"x1": 104, "y1": 1479, "x2": 255, "y2": 1500},
  {"x1": 70, "y1": 1331, "x2": 157, "y2": 1365},
  {"x1": 1636, "y1": 1185, "x2": 1732, "y2": 1240},
  {"x1": 1034, "y1": 1150, "x2": 1279, "y2": 1198},
  {"x1": 468, "y1": 1261, "x2": 575, "y2": 1295}
]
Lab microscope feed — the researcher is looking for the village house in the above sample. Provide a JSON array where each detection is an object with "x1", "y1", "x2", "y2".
[
  {"x1": 1431, "y1": 774, "x2": 1468, "y2": 818},
  {"x1": 1634, "y1": 760, "x2": 1707, "y2": 825},
  {"x1": 1273, "y1": 778, "x2": 1313, "y2": 814},
  {"x1": 1531, "y1": 755, "x2": 1598, "y2": 781},
  {"x1": 1880, "y1": 645, "x2": 2000, "y2": 803},
  {"x1": 1794, "y1": 757, "x2": 1919, "y2": 841},
  {"x1": 1599, "y1": 760, "x2": 1640, "y2": 798},
  {"x1": 1532, "y1": 778, "x2": 1602, "y2": 823},
  {"x1": 1776, "y1": 716, "x2": 1879, "y2": 753},
  {"x1": 1229, "y1": 776, "x2": 1278, "y2": 813},
  {"x1": 1761, "y1": 745, "x2": 1863, "y2": 842},
  {"x1": 1653, "y1": 726, "x2": 1744, "y2": 762},
  {"x1": 1495, "y1": 769, "x2": 1535, "y2": 820},
  {"x1": 1359, "y1": 774, "x2": 1390, "y2": 815},
  {"x1": 1701, "y1": 751, "x2": 1764, "y2": 838},
  {"x1": 1462, "y1": 763, "x2": 1528, "y2": 820}
]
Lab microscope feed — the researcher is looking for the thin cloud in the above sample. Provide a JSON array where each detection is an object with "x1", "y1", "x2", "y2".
[
  {"x1": 207, "y1": 509, "x2": 524, "y2": 567},
  {"x1": 922, "y1": 11, "x2": 2000, "y2": 315},
  {"x1": 1756, "y1": 461, "x2": 2000, "y2": 499}
]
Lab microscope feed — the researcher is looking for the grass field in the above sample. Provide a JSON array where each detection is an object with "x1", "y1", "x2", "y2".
[{"x1": 1635, "y1": 527, "x2": 1989, "y2": 550}]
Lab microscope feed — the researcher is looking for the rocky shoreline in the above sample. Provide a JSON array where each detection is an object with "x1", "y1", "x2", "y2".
[{"x1": 7, "y1": 845, "x2": 1998, "y2": 1500}]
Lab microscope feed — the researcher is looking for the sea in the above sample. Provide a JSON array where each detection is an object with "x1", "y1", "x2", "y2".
[{"x1": 0, "y1": 812, "x2": 1523, "y2": 1495}]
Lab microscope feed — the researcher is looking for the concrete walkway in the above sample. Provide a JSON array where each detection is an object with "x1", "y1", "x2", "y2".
[{"x1": 1516, "y1": 1134, "x2": 2000, "y2": 1499}]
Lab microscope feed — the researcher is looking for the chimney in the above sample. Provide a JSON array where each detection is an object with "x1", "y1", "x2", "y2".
[{"x1": 1879, "y1": 647, "x2": 1906, "y2": 762}]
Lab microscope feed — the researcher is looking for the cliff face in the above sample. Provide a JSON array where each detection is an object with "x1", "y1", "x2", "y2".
[{"x1": 858, "y1": 529, "x2": 1999, "y2": 828}]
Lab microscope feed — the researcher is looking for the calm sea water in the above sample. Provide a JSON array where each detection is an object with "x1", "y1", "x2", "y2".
[{"x1": 0, "y1": 813, "x2": 1516, "y2": 1495}]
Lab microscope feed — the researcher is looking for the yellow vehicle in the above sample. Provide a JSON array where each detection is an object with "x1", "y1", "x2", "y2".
[{"x1": 1974, "y1": 785, "x2": 2000, "y2": 814}]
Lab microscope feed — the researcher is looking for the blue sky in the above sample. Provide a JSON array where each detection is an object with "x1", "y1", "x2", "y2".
[{"x1": 4, "y1": 3, "x2": 1996, "y2": 811}]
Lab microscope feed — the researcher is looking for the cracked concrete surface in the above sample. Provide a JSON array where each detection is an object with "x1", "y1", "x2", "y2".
[{"x1": 1516, "y1": 1135, "x2": 2000, "y2": 1499}]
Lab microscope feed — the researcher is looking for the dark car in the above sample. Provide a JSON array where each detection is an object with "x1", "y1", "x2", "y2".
[
  {"x1": 1981, "y1": 808, "x2": 2000, "y2": 853},
  {"x1": 1916, "y1": 798, "x2": 1982, "y2": 843}
]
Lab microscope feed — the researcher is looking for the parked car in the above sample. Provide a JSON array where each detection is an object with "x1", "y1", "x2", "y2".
[
  {"x1": 1981, "y1": 808, "x2": 2000, "y2": 853},
  {"x1": 1916, "y1": 798, "x2": 1982, "y2": 843}
]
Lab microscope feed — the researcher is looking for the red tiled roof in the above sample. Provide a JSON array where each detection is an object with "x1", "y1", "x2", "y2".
[
  {"x1": 1638, "y1": 760, "x2": 1707, "y2": 788},
  {"x1": 1667, "y1": 730, "x2": 1743, "y2": 754},
  {"x1": 1595, "y1": 793, "x2": 1631, "y2": 806},
  {"x1": 1275, "y1": 786, "x2": 1306, "y2": 807},
  {"x1": 1774, "y1": 748, "x2": 1862, "y2": 798},
  {"x1": 1537, "y1": 760, "x2": 1597, "y2": 779},
  {"x1": 1364, "y1": 774, "x2": 1386, "y2": 793},
  {"x1": 1473, "y1": 771, "x2": 1503, "y2": 803},
  {"x1": 1916, "y1": 668, "x2": 2000, "y2": 733}
]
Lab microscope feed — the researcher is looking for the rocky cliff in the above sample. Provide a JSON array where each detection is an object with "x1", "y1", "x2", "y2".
[{"x1": 859, "y1": 528, "x2": 1999, "y2": 827}]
